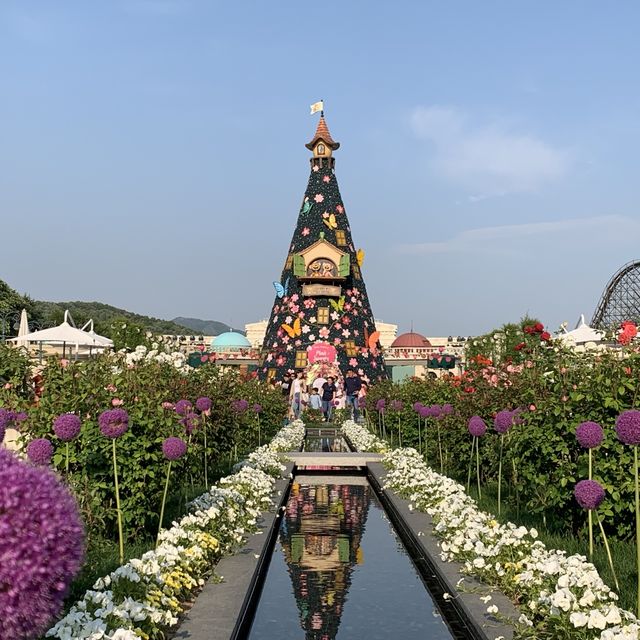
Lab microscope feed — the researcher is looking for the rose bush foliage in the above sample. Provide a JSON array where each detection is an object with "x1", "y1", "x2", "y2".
[{"x1": 364, "y1": 339, "x2": 640, "y2": 538}]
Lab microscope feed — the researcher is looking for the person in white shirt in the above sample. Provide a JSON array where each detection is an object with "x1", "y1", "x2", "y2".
[{"x1": 289, "y1": 370, "x2": 306, "y2": 419}]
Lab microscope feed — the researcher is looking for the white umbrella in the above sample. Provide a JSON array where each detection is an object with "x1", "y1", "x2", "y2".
[{"x1": 16, "y1": 309, "x2": 30, "y2": 347}]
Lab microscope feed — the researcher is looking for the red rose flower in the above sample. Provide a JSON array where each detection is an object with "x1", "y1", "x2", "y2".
[{"x1": 540, "y1": 331, "x2": 551, "y2": 341}]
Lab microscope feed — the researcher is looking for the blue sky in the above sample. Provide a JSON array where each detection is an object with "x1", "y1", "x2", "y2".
[{"x1": 2, "y1": 1, "x2": 639, "y2": 336}]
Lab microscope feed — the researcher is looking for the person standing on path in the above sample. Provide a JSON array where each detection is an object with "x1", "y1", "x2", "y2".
[
  {"x1": 344, "y1": 369, "x2": 362, "y2": 421},
  {"x1": 321, "y1": 376, "x2": 337, "y2": 422},
  {"x1": 290, "y1": 370, "x2": 306, "y2": 420}
]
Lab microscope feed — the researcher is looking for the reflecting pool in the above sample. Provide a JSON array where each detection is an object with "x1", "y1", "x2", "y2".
[
  {"x1": 303, "y1": 436, "x2": 351, "y2": 452},
  {"x1": 249, "y1": 476, "x2": 455, "y2": 640}
]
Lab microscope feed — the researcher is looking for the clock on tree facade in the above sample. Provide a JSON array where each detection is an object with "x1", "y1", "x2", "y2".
[{"x1": 259, "y1": 112, "x2": 387, "y2": 384}]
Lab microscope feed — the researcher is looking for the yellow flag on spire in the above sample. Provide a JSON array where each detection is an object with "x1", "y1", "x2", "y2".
[{"x1": 310, "y1": 100, "x2": 324, "y2": 115}]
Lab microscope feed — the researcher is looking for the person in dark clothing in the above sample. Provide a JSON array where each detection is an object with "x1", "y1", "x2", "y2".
[
  {"x1": 321, "y1": 376, "x2": 337, "y2": 422},
  {"x1": 344, "y1": 369, "x2": 362, "y2": 421},
  {"x1": 280, "y1": 373, "x2": 291, "y2": 397}
]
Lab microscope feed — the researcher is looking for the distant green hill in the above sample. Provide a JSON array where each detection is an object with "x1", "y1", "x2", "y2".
[
  {"x1": 0, "y1": 277, "x2": 237, "y2": 338},
  {"x1": 171, "y1": 317, "x2": 245, "y2": 336},
  {"x1": 34, "y1": 301, "x2": 192, "y2": 335}
]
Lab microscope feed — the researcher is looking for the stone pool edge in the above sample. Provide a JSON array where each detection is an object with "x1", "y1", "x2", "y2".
[
  {"x1": 174, "y1": 462, "x2": 294, "y2": 640},
  {"x1": 367, "y1": 462, "x2": 518, "y2": 640}
]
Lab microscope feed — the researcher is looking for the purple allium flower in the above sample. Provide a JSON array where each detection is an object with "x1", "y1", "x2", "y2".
[
  {"x1": 574, "y1": 479, "x2": 606, "y2": 510},
  {"x1": 180, "y1": 412, "x2": 200, "y2": 435},
  {"x1": 15, "y1": 411, "x2": 28, "y2": 423},
  {"x1": 0, "y1": 408, "x2": 17, "y2": 431},
  {"x1": 232, "y1": 399, "x2": 249, "y2": 413},
  {"x1": 575, "y1": 421, "x2": 604, "y2": 449},
  {"x1": 162, "y1": 436, "x2": 187, "y2": 461},
  {"x1": 253, "y1": 403, "x2": 263, "y2": 414},
  {"x1": 358, "y1": 397, "x2": 367, "y2": 408},
  {"x1": 376, "y1": 399, "x2": 386, "y2": 412},
  {"x1": 441, "y1": 403, "x2": 454, "y2": 416},
  {"x1": 27, "y1": 438, "x2": 54, "y2": 466},
  {"x1": 419, "y1": 405, "x2": 431, "y2": 419},
  {"x1": 391, "y1": 400, "x2": 403, "y2": 411},
  {"x1": 615, "y1": 410, "x2": 640, "y2": 446},
  {"x1": 0, "y1": 449, "x2": 85, "y2": 639},
  {"x1": 195, "y1": 397, "x2": 212, "y2": 413},
  {"x1": 413, "y1": 402, "x2": 423, "y2": 412},
  {"x1": 174, "y1": 399, "x2": 193, "y2": 416},
  {"x1": 468, "y1": 416, "x2": 487, "y2": 437},
  {"x1": 430, "y1": 404, "x2": 442, "y2": 418},
  {"x1": 512, "y1": 407, "x2": 525, "y2": 425},
  {"x1": 98, "y1": 408, "x2": 129, "y2": 439},
  {"x1": 494, "y1": 410, "x2": 514, "y2": 435},
  {"x1": 53, "y1": 413, "x2": 82, "y2": 442}
]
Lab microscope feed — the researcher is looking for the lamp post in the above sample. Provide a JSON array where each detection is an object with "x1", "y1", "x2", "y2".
[{"x1": 0, "y1": 311, "x2": 21, "y2": 342}]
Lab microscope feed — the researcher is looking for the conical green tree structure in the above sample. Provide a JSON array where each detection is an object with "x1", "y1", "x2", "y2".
[{"x1": 259, "y1": 115, "x2": 387, "y2": 383}]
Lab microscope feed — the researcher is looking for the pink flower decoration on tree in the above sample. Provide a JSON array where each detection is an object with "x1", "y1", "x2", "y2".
[
  {"x1": 314, "y1": 193, "x2": 324, "y2": 203},
  {"x1": 302, "y1": 227, "x2": 310, "y2": 236}
]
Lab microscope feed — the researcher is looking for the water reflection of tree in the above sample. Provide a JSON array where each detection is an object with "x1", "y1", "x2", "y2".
[{"x1": 280, "y1": 482, "x2": 371, "y2": 640}]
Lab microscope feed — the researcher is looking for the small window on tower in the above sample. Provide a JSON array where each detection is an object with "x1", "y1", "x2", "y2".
[
  {"x1": 344, "y1": 340, "x2": 358, "y2": 357},
  {"x1": 285, "y1": 254, "x2": 293, "y2": 270},
  {"x1": 335, "y1": 230, "x2": 347, "y2": 246},
  {"x1": 317, "y1": 143, "x2": 325, "y2": 155},
  {"x1": 317, "y1": 307, "x2": 330, "y2": 324},
  {"x1": 267, "y1": 369, "x2": 277, "y2": 381},
  {"x1": 295, "y1": 351, "x2": 308, "y2": 368},
  {"x1": 352, "y1": 265, "x2": 361, "y2": 279}
]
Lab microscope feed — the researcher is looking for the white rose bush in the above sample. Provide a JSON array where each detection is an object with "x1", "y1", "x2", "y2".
[
  {"x1": 46, "y1": 420, "x2": 305, "y2": 639},
  {"x1": 341, "y1": 420, "x2": 640, "y2": 639}
]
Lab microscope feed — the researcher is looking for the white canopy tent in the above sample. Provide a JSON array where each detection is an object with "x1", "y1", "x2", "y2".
[
  {"x1": 557, "y1": 314, "x2": 605, "y2": 347},
  {"x1": 9, "y1": 310, "x2": 113, "y2": 358},
  {"x1": 81, "y1": 319, "x2": 114, "y2": 347}
]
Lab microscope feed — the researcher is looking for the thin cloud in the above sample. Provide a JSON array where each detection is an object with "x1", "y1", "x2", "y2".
[
  {"x1": 397, "y1": 215, "x2": 639, "y2": 255},
  {"x1": 410, "y1": 106, "x2": 570, "y2": 195}
]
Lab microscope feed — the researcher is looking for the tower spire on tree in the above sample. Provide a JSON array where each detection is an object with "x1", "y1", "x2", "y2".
[{"x1": 259, "y1": 112, "x2": 387, "y2": 384}]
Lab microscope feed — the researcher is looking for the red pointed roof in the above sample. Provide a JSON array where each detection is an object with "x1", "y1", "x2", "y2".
[{"x1": 305, "y1": 115, "x2": 340, "y2": 151}]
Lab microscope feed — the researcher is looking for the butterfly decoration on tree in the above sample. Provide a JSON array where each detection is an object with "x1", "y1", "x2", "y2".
[
  {"x1": 272, "y1": 276, "x2": 290, "y2": 299},
  {"x1": 364, "y1": 327, "x2": 381, "y2": 353},
  {"x1": 330, "y1": 296, "x2": 345, "y2": 313},
  {"x1": 281, "y1": 317, "x2": 301, "y2": 338},
  {"x1": 356, "y1": 249, "x2": 365, "y2": 267},
  {"x1": 323, "y1": 213, "x2": 338, "y2": 230}
]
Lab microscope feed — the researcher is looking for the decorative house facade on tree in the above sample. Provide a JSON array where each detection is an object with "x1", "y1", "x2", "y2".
[{"x1": 259, "y1": 114, "x2": 387, "y2": 383}]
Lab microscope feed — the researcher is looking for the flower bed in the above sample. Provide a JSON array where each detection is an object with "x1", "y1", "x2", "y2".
[
  {"x1": 46, "y1": 420, "x2": 305, "y2": 640},
  {"x1": 341, "y1": 420, "x2": 640, "y2": 639}
]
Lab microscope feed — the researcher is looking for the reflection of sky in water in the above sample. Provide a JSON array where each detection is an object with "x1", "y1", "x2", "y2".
[{"x1": 249, "y1": 479, "x2": 454, "y2": 640}]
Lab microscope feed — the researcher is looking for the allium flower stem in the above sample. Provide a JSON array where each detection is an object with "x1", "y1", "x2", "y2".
[
  {"x1": 476, "y1": 436, "x2": 482, "y2": 500},
  {"x1": 202, "y1": 416, "x2": 208, "y2": 489},
  {"x1": 497, "y1": 434, "x2": 504, "y2": 516},
  {"x1": 596, "y1": 510, "x2": 619, "y2": 592},
  {"x1": 156, "y1": 461, "x2": 172, "y2": 548},
  {"x1": 423, "y1": 419, "x2": 428, "y2": 466},
  {"x1": 467, "y1": 437, "x2": 475, "y2": 493},
  {"x1": 416, "y1": 414, "x2": 421, "y2": 454},
  {"x1": 112, "y1": 439, "x2": 124, "y2": 565},
  {"x1": 588, "y1": 448, "x2": 594, "y2": 560},
  {"x1": 437, "y1": 424, "x2": 443, "y2": 474},
  {"x1": 65, "y1": 441, "x2": 69, "y2": 474},
  {"x1": 256, "y1": 414, "x2": 261, "y2": 447},
  {"x1": 397, "y1": 416, "x2": 401, "y2": 448},
  {"x1": 635, "y1": 445, "x2": 640, "y2": 617}
]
